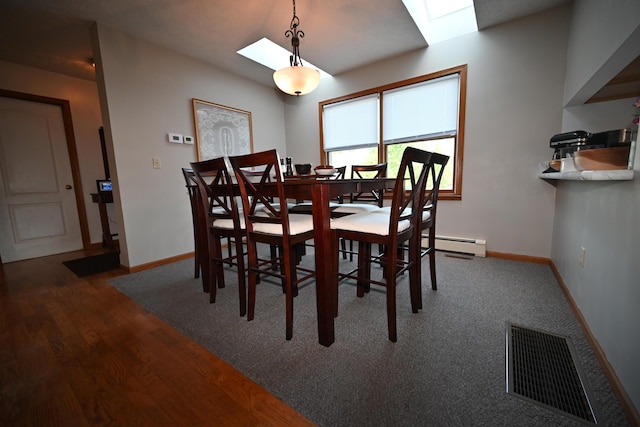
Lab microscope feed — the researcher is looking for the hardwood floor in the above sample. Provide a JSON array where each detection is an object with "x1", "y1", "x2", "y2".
[{"x1": 0, "y1": 250, "x2": 315, "y2": 426}]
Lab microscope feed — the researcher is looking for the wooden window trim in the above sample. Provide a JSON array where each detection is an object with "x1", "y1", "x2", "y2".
[{"x1": 319, "y1": 64, "x2": 467, "y2": 201}]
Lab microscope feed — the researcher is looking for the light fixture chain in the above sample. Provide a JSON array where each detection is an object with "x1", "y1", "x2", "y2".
[{"x1": 285, "y1": 0, "x2": 305, "y2": 67}]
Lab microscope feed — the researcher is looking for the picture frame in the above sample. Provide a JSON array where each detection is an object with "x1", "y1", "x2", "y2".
[{"x1": 192, "y1": 99, "x2": 254, "y2": 160}]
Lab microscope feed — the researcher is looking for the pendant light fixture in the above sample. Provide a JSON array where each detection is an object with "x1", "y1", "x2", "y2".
[{"x1": 273, "y1": 0, "x2": 320, "y2": 96}]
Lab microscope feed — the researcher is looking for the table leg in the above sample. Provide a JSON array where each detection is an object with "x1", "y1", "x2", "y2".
[{"x1": 311, "y1": 183, "x2": 336, "y2": 347}]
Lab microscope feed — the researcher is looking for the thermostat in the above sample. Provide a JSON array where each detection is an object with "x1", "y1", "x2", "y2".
[
  {"x1": 183, "y1": 135, "x2": 195, "y2": 144},
  {"x1": 168, "y1": 133, "x2": 183, "y2": 144}
]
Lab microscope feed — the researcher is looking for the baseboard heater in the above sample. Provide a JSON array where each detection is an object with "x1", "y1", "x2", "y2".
[{"x1": 425, "y1": 235, "x2": 486, "y2": 257}]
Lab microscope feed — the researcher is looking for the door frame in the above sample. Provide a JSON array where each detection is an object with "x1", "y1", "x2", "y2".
[{"x1": 0, "y1": 88, "x2": 91, "y2": 252}]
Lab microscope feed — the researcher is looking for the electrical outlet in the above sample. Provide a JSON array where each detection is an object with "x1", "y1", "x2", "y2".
[
  {"x1": 152, "y1": 157, "x2": 162, "y2": 169},
  {"x1": 579, "y1": 247, "x2": 586, "y2": 268}
]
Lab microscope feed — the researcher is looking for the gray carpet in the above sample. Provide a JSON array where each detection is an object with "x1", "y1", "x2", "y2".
[{"x1": 109, "y1": 250, "x2": 629, "y2": 426}]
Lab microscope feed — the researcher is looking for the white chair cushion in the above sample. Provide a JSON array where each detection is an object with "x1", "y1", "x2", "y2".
[
  {"x1": 330, "y1": 211, "x2": 411, "y2": 236},
  {"x1": 292, "y1": 201, "x2": 340, "y2": 209},
  {"x1": 252, "y1": 213, "x2": 314, "y2": 236},
  {"x1": 211, "y1": 206, "x2": 228, "y2": 214},
  {"x1": 259, "y1": 202, "x2": 297, "y2": 217},
  {"x1": 212, "y1": 216, "x2": 245, "y2": 230},
  {"x1": 372, "y1": 206, "x2": 431, "y2": 221},
  {"x1": 289, "y1": 201, "x2": 340, "y2": 214},
  {"x1": 332, "y1": 203, "x2": 381, "y2": 214}
]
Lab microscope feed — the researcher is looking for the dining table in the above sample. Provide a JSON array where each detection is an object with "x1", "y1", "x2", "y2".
[
  {"x1": 191, "y1": 171, "x2": 395, "y2": 346},
  {"x1": 275, "y1": 175, "x2": 396, "y2": 347}
]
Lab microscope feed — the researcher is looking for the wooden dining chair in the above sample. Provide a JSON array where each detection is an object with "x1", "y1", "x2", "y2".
[
  {"x1": 181, "y1": 168, "x2": 203, "y2": 284},
  {"x1": 229, "y1": 149, "x2": 316, "y2": 340},
  {"x1": 333, "y1": 162, "x2": 388, "y2": 260},
  {"x1": 190, "y1": 157, "x2": 247, "y2": 316},
  {"x1": 332, "y1": 163, "x2": 387, "y2": 215},
  {"x1": 417, "y1": 152, "x2": 449, "y2": 292},
  {"x1": 372, "y1": 151, "x2": 449, "y2": 302},
  {"x1": 288, "y1": 165, "x2": 350, "y2": 259},
  {"x1": 332, "y1": 165, "x2": 347, "y2": 203},
  {"x1": 350, "y1": 162, "x2": 387, "y2": 205},
  {"x1": 330, "y1": 148, "x2": 432, "y2": 342}
]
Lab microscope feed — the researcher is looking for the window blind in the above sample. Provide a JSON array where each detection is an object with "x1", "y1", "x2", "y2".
[
  {"x1": 322, "y1": 94, "x2": 379, "y2": 151},
  {"x1": 383, "y1": 73, "x2": 459, "y2": 144}
]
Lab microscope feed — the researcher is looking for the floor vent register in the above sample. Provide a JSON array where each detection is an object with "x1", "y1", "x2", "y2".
[{"x1": 506, "y1": 322, "x2": 599, "y2": 424}]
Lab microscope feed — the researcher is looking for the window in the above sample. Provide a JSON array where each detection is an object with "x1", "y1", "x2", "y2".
[{"x1": 320, "y1": 65, "x2": 466, "y2": 200}]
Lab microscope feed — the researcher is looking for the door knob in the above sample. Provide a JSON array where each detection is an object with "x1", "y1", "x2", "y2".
[{"x1": 65, "y1": 185, "x2": 72, "y2": 190}]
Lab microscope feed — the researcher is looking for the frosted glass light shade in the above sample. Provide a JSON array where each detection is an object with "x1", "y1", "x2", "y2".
[{"x1": 273, "y1": 66, "x2": 320, "y2": 96}]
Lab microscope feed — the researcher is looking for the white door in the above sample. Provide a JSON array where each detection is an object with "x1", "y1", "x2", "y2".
[{"x1": 0, "y1": 96, "x2": 83, "y2": 262}]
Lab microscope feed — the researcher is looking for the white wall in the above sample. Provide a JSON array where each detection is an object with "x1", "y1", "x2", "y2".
[
  {"x1": 284, "y1": 6, "x2": 572, "y2": 258},
  {"x1": 91, "y1": 23, "x2": 287, "y2": 267},
  {"x1": 0, "y1": 60, "x2": 106, "y2": 245},
  {"x1": 551, "y1": 121, "x2": 640, "y2": 413},
  {"x1": 563, "y1": 0, "x2": 640, "y2": 106},
  {"x1": 555, "y1": 0, "x2": 640, "y2": 412}
]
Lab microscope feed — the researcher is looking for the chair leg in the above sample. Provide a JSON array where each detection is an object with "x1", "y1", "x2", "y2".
[
  {"x1": 206, "y1": 252, "x2": 216, "y2": 304},
  {"x1": 429, "y1": 232, "x2": 437, "y2": 290},
  {"x1": 356, "y1": 242, "x2": 371, "y2": 297},
  {"x1": 209, "y1": 238, "x2": 225, "y2": 305},
  {"x1": 349, "y1": 239, "x2": 355, "y2": 262},
  {"x1": 408, "y1": 237, "x2": 421, "y2": 312},
  {"x1": 246, "y1": 242, "x2": 259, "y2": 322},
  {"x1": 197, "y1": 239, "x2": 208, "y2": 293},
  {"x1": 194, "y1": 232, "x2": 200, "y2": 279},
  {"x1": 234, "y1": 237, "x2": 247, "y2": 317},
  {"x1": 386, "y1": 251, "x2": 398, "y2": 342},
  {"x1": 270, "y1": 244, "x2": 278, "y2": 270},
  {"x1": 214, "y1": 238, "x2": 225, "y2": 289},
  {"x1": 339, "y1": 237, "x2": 347, "y2": 260},
  {"x1": 332, "y1": 231, "x2": 340, "y2": 317},
  {"x1": 283, "y1": 246, "x2": 295, "y2": 340}
]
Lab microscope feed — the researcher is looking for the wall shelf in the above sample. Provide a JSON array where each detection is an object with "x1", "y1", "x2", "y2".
[
  {"x1": 539, "y1": 133, "x2": 637, "y2": 181},
  {"x1": 538, "y1": 168, "x2": 634, "y2": 181}
]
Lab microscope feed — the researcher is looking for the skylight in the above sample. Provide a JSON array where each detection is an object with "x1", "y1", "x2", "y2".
[
  {"x1": 237, "y1": 37, "x2": 331, "y2": 78},
  {"x1": 403, "y1": 0, "x2": 478, "y2": 45},
  {"x1": 238, "y1": 1, "x2": 477, "y2": 76}
]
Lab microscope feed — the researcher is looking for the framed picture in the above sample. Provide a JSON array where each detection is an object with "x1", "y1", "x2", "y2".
[{"x1": 192, "y1": 99, "x2": 254, "y2": 160}]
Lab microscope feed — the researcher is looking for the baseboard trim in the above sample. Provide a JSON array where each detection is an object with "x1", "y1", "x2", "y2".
[
  {"x1": 125, "y1": 252, "x2": 195, "y2": 274},
  {"x1": 487, "y1": 251, "x2": 638, "y2": 425},
  {"x1": 485, "y1": 250, "x2": 549, "y2": 264},
  {"x1": 548, "y1": 260, "x2": 640, "y2": 427}
]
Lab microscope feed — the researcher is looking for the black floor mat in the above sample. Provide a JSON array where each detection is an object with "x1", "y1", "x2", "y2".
[
  {"x1": 506, "y1": 322, "x2": 599, "y2": 424},
  {"x1": 63, "y1": 252, "x2": 120, "y2": 277}
]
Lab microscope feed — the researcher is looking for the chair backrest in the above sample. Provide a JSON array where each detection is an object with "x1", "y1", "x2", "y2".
[
  {"x1": 333, "y1": 166, "x2": 346, "y2": 180},
  {"x1": 350, "y1": 162, "x2": 387, "y2": 206},
  {"x1": 333, "y1": 166, "x2": 347, "y2": 203},
  {"x1": 182, "y1": 168, "x2": 200, "y2": 217},
  {"x1": 189, "y1": 157, "x2": 241, "y2": 230},
  {"x1": 229, "y1": 149, "x2": 292, "y2": 236},
  {"x1": 181, "y1": 168, "x2": 203, "y2": 252},
  {"x1": 420, "y1": 152, "x2": 449, "y2": 227},
  {"x1": 387, "y1": 148, "x2": 432, "y2": 235}
]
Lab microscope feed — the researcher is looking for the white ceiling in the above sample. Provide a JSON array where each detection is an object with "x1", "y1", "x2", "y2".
[{"x1": 0, "y1": 0, "x2": 571, "y2": 87}]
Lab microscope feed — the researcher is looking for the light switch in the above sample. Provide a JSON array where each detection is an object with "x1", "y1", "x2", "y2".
[{"x1": 152, "y1": 157, "x2": 162, "y2": 169}]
